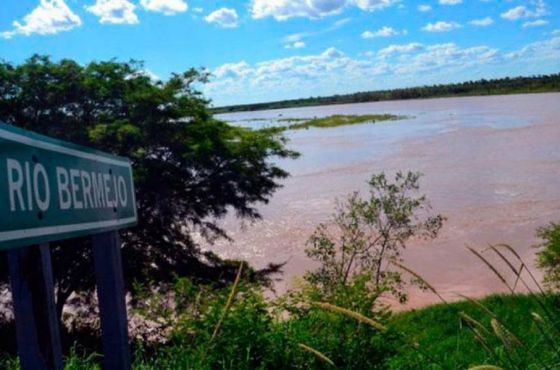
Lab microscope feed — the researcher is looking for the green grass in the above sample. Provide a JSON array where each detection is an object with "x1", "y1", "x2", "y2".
[
  {"x1": 261, "y1": 114, "x2": 404, "y2": 134},
  {"x1": 1, "y1": 292, "x2": 558, "y2": 369},
  {"x1": 388, "y1": 293, "x2": 560, "y2": 370}
]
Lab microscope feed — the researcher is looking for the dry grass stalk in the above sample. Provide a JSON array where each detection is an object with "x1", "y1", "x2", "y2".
[
  {"x1": 298, "y1": 343, "x2": 335, "y2": 367},
  {"x1": 531, "y1": 312, "x2": 545, "y2": 324},
  {"x1": 483, "y1": 245, "x2": 524, "y2": 291},
  {"x1": 492, "y1": 243, "x2": 521, "y2": 260},
  {"x1": 492, "y1": 244, "x2": 547, "y2": 296},
  {"x1": 530, "y1": 311, "x2": 560, "y2": 354},
  {"x1": 389, "y1": 260, "x2": 447, "y2": 303},
  {"x1": 487, "y1": 245, "x2": 559, "y2": 337},
  {"x1": 455, "y1": 294, "x2": 498, "y2": 319},
  {"x1": 468, "y1": 366, "x2": 504, "y2": 370},
  {"x1": 210, "y1": 262, "x2": 244, "y2": 341},
  {"x1": 471, "y1": 328, "x2": 494, "y2": 356},
  {"x1": 490, "y1": 319, "x2": 522, "y2": 350},
  {"x1": 459, "y1": 311, "x2": 491, "y2": 336},
  {"x1": 313, "y1": 302, "x2": 387, "y2": 332},
  {"x1": 467, "y1": 247, "x2": 513, "y2": 293}
]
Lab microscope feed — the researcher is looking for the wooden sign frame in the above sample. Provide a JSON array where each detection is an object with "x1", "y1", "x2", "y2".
[{"x1": 1, "y1": 123, "x2": 136, "y2": 370}]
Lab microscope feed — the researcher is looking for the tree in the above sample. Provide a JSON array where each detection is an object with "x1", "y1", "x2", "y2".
[
  {"x1": 0, "y1": 55, "x2": 297, "y2": 320},
  {"x1": 536, "y1": 222, "x2": 560, "y2": 291},
  {"x1": 305, "y1": 172, "x2": 445, "y2": 304}
]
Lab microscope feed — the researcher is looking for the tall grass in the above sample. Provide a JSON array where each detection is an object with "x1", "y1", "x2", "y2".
[
  {"x1": 0, "y1": 245, "x2": 557, "y2": 369},
  {"x1": 390, "y1": 244, "x2": 559, "y2": 370}
]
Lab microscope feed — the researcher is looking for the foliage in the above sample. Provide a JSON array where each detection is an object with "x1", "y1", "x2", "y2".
[
  {"x1": 2, "y1": 287, "x2": 557, "y2": 369},
  {"x1": 0, "y1": 55, "x2": 297, "y2": 320},
  {"x1": 536, "y1": 222, "x2": 560, "y2": 291},
  {"x1": 214, "y1": 74, "x2": 560, "y2": 113},
  {"x1": 1, "y1": 228, "x2": 560, "y2": 369},
  {"x1": 129, "y1": 274, "x2": 401, "y2": 370},
  {"x1": 304, "y1": 172, "x2": 445, "y2": 303},
  {"x1": 260, "y1": 114, "x2": 404, "y2": 134}
]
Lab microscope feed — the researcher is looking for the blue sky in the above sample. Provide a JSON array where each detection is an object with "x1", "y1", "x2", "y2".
[{"x1": 0, "y1": 0, "x2": 559, "y2": 106}]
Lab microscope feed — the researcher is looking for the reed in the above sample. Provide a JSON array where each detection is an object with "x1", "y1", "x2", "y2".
[
  {"x1": 210, "y1": 262, "x2": 244, "y2": 341},
  {"x1": 531, "y1": 312, "x2": 560, "y2": 356},
  {"x1": 490, "y1": 318, "x2": 520, "y2": 351},
  {"x1": 483, "y1": 244, "x2": 524, "y2": 290},
  {"x1": 390, "y1": 260, "x2": 447, "y2": 303},
  {"x1": 492, "y1": 244, "x2": 546, "y2": 296},
  {"x1": 479, "y1": 245, "x2": 560, "y2": 338},
  {"x1": 470, "y1": 327, "x2": 496, "y2": 360},
  {"x1": 458, "y1": 311, "x2": 491, "y2": 336},
  {"x1": 467, "y1": 246, "x2": 513, "y2": 293},
  {"x1": 313, "y1": 301, "x2": 387, "y2": 332},
  {"x1": 298, "y1": 343, "x2": 336, "y2": 367}
]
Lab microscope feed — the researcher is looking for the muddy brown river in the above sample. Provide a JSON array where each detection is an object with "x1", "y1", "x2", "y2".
[{"x1": 212, "y1": 93, "x2": 560, "y2": 308}]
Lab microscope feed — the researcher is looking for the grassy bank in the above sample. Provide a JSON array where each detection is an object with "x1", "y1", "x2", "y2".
[
  {"x1": 1, "y1": 292, "x2": 557, "y2": 369},
  {"x1": 389, "y1": 294, "x2": 560, "y2": 369},
  {"x1": 260, "y1": 114, "x2": 404, "y2": 133}
]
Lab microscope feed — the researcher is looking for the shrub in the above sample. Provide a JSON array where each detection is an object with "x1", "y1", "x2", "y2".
[
  {"x1": 536, "y1": 222, "x2": 560, "y2": 290},
  {"x1": 305, "y1": 171, "x2": 445, "y2": 304}
]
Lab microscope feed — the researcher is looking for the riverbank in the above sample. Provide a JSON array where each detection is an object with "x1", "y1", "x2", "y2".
[
  {"x1": 1, "y1": 292, "x2": 556, "y2": 369},
  {"x1": 213, "y1": 74, "x2": 560, "y2": 113}
]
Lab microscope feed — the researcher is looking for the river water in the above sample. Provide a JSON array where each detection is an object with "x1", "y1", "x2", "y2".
[{"x1": 212, "y1": 93, "x2": 560, "y2": 308}]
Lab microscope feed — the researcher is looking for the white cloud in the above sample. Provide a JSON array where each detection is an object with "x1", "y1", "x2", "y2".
[
  {"x1": 392, "y1": 43, "x2": 498, "y2": 75},
  {"x1": 354, "y1": 0, "x2": 400, "y2": 11},
  {"x1": 417, "y1": 4, "x2": 431, "y2": 12},
  {"x1": 423, "y1": 21, "x2": 461, "y2": 32},
  {"x1": 1, "y1": 0, "x2": 81, "y2": 39},
  {"x1": 193, "y1": 7, "x2": 204, "y2": 13},
  {"x1": 377, "y1": 42, "x2": 424, "y2": 57},
  {"x1": 250, "y1": 0, "x2": 398, "y2": 20},
  {"x1": 206, "y1": 34, "x2": 560, "y2": 106},
  {"x1": 505, "y1": 36, "x2": 559, "y2": 61},
  {"x1": 361, "y1": 26, "x2": 401, "y2": 39},
  {"x1": 469, "y1": 17, "x2": 494, "y2": 27},
  {"x1": 140, "y1": 0, "x2": 188, "y2": 15},
  {"x1": 251, "y1": 0, "x2": 344, "y2": 20},
  {"x1": 86, "y1": 0, "x2": 139, "y2": 24},
  {"x1": 282, "y1": 17, "x2": 351, "y2": 48},
  {"x1": 205, "y1": 8, "x2": 239, "y2": 28},
  {"x1": 439, "y1": 0, "x2": 462, "y2": 5},
  {"x1": 286, "y1": 41, "x2": 306, "y2": 48},
  {"x1": 551, "y1": 29, "x2": 560, "y2": 36},
  {"x1": 206, "y1": 42, "x2": 505, "y2": 105},
  {"x1": 361, "y1": 30, "x2": 373, "y2": 38},
  {"x1": 213, "y1": 61, "x2": 253, "y2": 80},
  {"x1": 501, "y1": 1, "x2": 547, "y2": 21},
  {"x1": 208, "y1": 48, "x2": 363, "y2": 100},
  {"x1": 501, "y1": 6, "x2": 530, "y2": 20},
  {"x1": 522, "y1": 19, "x2": 548, "y2": 28},
  {"x1": 284, "y1": 33, "x2": 304, "y2": 43}
]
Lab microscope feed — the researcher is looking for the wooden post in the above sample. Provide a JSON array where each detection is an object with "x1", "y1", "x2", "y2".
[
  {"x1": 92, "y1": 231, "x2": 131, "y2": 370},
  {"x1": 8, "y1": 243, "x2": 63, "y2": 370}
]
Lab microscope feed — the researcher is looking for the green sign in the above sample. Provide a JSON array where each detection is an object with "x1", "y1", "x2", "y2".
[{"x1": 0, "y1": 123, "x2": 137, "y2": 250}]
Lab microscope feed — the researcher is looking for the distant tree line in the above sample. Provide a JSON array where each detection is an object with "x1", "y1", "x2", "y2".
[{"x1": 213, "y1": 74, "x2": 560, "y2": 113}]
